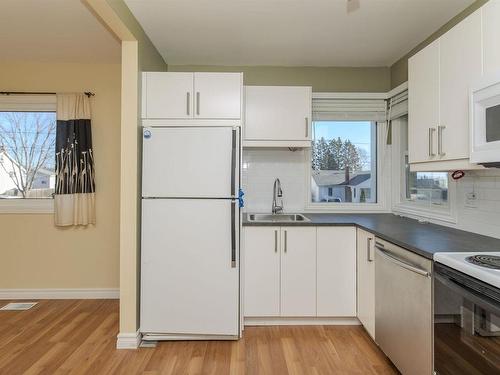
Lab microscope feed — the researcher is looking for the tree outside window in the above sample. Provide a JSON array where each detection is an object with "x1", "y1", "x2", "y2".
[
  {"x1": 311, "y1": 121, "x2": 377, "y2": 204},
  {"x1": 0, "y1": 112, "x2": 56, "y2": 199}
]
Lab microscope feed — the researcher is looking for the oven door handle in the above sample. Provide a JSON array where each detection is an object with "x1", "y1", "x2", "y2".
[{"x1": 435, "y1": 273, "x2": 500, "y2": 316}]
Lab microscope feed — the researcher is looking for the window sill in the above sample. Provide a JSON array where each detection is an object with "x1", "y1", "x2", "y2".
[
  {"x1": 0, "y1": 199, "x2": 54, "y2": 214},
  {"x1": 305, "y1": 202, "x2": 390, "y2": 213},
  {"x1": 392, "y1": 202, "x2": 457, "y2": 224}
]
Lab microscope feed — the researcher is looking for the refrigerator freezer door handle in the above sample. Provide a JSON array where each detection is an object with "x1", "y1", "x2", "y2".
[
  {"x1": 231, "y1": 200, "x2": 236, "y2": 268},
  {"x1": 231, "y1": 129, "x2": 236, "y2": 197}
]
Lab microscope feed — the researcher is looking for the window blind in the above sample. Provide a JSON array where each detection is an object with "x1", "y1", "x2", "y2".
[
  {"x1": 387, "y1": 89, "x2": 408, "y2": 120},
  {"x1": 312, "y1": 98, "x2": 387, "y2": 122}
]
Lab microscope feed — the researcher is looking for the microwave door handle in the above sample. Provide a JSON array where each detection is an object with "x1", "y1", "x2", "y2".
[{"x1": 435, "y1": 273, "x2": 500, "y2": 316}]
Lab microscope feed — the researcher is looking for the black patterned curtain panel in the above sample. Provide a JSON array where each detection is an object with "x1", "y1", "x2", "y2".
[{"x1": 54, "y1": 94, "x2": 95, "y2": 226}]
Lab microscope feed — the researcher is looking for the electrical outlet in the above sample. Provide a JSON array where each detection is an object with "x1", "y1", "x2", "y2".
[{"x1": 465, "y1": 192, "x2": 478, "y2": 208}]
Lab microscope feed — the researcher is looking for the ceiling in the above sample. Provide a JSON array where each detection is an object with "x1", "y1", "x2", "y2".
[
  {"x1": 125, "y1": 0, "x2": 474, "y2": 67},
  {"x1": 0, "y1": 0, "x2": 120, "y2": 63}
]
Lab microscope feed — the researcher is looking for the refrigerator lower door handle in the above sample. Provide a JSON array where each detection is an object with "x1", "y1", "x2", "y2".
[{"x1": 231, "y1": 200, "x2": 236, "y2": 268}]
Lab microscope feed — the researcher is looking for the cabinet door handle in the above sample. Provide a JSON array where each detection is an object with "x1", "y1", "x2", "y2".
[
  {"x1": 284, "y1": 230, "x2": 287, "y2": 253},
  {"x1": 305, "y1": 117, "x2": 309, "y2": 138},
  {"x1": 196, "y1": 92, "x2": 200, "y2": 116},
  {"x1": 186, "y1": 92, "x2": 190, "y2": 116},
  {"x1": 274, "y1": 230, "x2": 278, "y2": 253},
  {"x1": 438, "y1": 125, "x2": 446, "y2": 156},
  {"x1": 367, "y1": 237, "x2": 373, "y2": 262},
  {"x1": 428, "y1": 128, "x2": 436, "y2": 157}
]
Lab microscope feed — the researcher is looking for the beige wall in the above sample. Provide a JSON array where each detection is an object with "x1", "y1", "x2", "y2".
[
  {"x1": 169, "y1": 65, "x2": 391, "y2": 92},
  {"x1": 105, "y1": 0, "x2": 167, "y2": 71},
  {"x1": 0, "y1": 62, "x2": 121, "y2": 289},
  {"x1": 390, "y1": 0, "x2": 489, "y2": 88},
  {"x1": 87, "y1": 0, "x2": 167, "y2": 335}
]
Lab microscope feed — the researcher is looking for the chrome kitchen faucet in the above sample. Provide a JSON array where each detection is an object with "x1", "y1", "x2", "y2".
[{"x1": 272, "y1": 178, "x2": 283, "y2": 214}]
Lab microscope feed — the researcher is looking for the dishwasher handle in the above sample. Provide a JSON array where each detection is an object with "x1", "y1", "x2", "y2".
[{"x1": 375, "y1": 245, "x2": 430, "y2": 278}]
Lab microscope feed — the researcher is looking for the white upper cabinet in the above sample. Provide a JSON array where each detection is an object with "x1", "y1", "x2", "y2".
[
  {"x1": 408, "y1": 40, "x2": 440, "y2": 164},
  {"x1": 142, "y1": 72, "x2": 242, "y2": 120},
  {"x1": 482, "y1": 0, "x2": 500, "y2": 76},
  {"x1": 280, "y1": 227, "x2": 317, "y2": 317},
  {"x1": 244, "y1": 86, "x2": 312, "y2": 147},
  {"x1": 439, "y1": 10, "x2": 482, "y2": 161},
  {"x1": 143, "y1": 72, "x2": 194, "y2": 119},
  {"x1": 408, "y1": 9, "x2": 483, "y2": 170},
  {"x1": 317, "y1": 227, "x2": 356, "y2": 317},
  {"x1": 193, "y1": 73, "x2": 242, "y2": 119}
]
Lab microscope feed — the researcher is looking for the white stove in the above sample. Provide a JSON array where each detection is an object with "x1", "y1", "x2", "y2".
[{"x1": 434, "y1": 252, "x2": 500, "y2": 289}]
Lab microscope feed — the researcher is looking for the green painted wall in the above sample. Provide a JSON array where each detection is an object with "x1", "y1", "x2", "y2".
[
  {"x1": 169, "y1": 65, "x2": 391, "y2": 92},
  {"x1": 390, "y1": 0, "x2": 489, "y2": 88},
  {"x1": 105, "y1": 0, "x2": 167, "y2": 71}
]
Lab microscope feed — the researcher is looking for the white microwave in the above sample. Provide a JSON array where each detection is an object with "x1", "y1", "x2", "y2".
[{"x1": 470, "y1": 73, "x2": 500, "y2": 167}]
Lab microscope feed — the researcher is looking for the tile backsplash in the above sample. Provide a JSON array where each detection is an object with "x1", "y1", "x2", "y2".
[
  {"x1": 454, "y1": 169, "x2": 500, "y2": 239},
  {"x1": 242, "y1": 149, "x2": 307, "y2": 213},
  {"x1": 242, "y1": 149, "x2": 500, "y2": 240}
]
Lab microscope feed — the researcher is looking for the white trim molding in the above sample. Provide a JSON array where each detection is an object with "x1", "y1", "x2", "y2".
[
  {"x1": 0, "y1": 199, "x2": 54, "y2": 214},
  {"x1": 244, "y1": 317, "x2": 360, "y2": 326},
  {"x1": 116, "y1": 330, "x2": 141, "y2": 349},
  {"x1": 0, "y1": 288, "x2": 119, "y2": 300}
]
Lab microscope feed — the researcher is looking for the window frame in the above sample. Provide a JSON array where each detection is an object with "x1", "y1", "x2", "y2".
[
  {"x1": 391, "y1": 115, "x2": 457, "y2": 223},
  {"x1": 304, "y1": 119, "x2": 390, "y2": 212},
  {"x1": 0, "y1": 95, "x2": 57, "y2": 214}
]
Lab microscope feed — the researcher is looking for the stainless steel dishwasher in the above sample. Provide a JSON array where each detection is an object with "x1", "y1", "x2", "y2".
[{"x1": 375, "y1": 238, "x2": 433, "y2": 375}]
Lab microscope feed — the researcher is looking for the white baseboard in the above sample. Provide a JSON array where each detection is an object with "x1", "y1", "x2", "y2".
[
  {"x1": 116, "y1": 330, "x2": 141, "y2": 349},
  {"x1": 0, "y1": 288, "x2": 119, "y2": 300},
  {"x1": 244, "y1": 317, "x2": 361, "y2": 326}
]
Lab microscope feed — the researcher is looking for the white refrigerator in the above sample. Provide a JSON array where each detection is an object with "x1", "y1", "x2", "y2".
[{"x1": 140, "y1": 126, "x2": 240, "y2": 340}]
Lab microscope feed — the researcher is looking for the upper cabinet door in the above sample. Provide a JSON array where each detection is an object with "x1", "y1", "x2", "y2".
[
  {"x1": 143, "y1": 72, "x2": 194, "y2": 119},
  {"x1": 408, "y1": 40, "x2": 440, "y2": 163},
  {"x1": 439, "y1": 10, "x2": 482, "y2": 161},
  {"x1": 244, "y1": 86, "x2": 312, "y2": 142},
  {"x1": 280, "y1": 227, "x2": 316, "y2": 317},
  {"x1": 193, "y1": 73, "x2": 242, "y2": 119},
  {"x1": 482, "y1": 0, "x2": 500, "y2": 76}
]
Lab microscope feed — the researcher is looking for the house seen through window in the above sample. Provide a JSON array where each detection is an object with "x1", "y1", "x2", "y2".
[
  {"x1": 0, "y1": 111, "x2": 56, "y2": 199},
  {"x1": 311, "y1": 121, "x2": 377, "y2": 204}
]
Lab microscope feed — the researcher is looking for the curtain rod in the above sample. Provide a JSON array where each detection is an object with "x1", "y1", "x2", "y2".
[{"x1": 0, "y1": 91, "x2": 95, "y2": 97}]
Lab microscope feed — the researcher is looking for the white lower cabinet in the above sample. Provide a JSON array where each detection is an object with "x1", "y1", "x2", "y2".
[
  {"x1": 356, "y1": 228, "x2": 375, "y2": 338},
  {"x1": 243, "y1": 225, "x2": 357, "y2": 319},
  {"x1": 280, "y1": 227, "x2": 317, "y2": 316},
  {"x1": 317, "y1": 227, "x2": 357, "y2": 317},
  {"x1": 243, "y1": 226, "x2": 280, "y2": 317}
]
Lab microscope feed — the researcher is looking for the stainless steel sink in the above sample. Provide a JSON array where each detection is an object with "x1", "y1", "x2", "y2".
[{"x1": 246, "y1": 213, "x2": 310, "y2": 223}]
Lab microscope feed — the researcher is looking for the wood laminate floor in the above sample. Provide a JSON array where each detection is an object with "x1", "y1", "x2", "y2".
[{"x1": 0, "y1": 300, "x2": 398, "y2": 375}]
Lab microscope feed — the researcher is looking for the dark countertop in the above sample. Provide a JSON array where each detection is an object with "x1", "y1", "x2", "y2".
[{"x1": 243, "y1": 213, "x2": 500, "y2": 260}]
